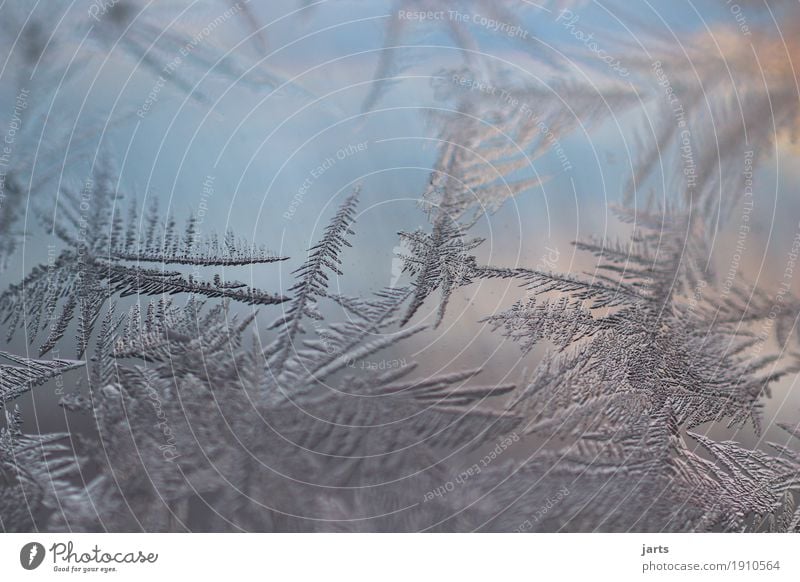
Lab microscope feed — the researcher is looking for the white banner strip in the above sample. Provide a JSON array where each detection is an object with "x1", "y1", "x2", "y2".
[{"x1": 1, "y1": 533, "x2": 798, "y2": 581}]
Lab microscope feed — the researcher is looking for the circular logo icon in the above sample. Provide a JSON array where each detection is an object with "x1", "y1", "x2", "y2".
[{"x1": 20, "y1": 542, "x2": 46, "y2": 570}]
